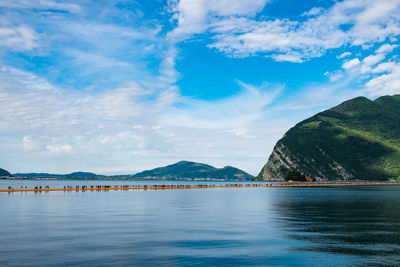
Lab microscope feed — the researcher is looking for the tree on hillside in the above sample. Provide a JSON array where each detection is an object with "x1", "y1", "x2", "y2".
[{"x1": 285, "y1": 170, "x2": 306, "y2": 182}]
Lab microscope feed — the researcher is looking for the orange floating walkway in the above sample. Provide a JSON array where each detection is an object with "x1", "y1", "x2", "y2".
[{"x1": 1, "y1": 182, "x2": 400, "y2": 193}]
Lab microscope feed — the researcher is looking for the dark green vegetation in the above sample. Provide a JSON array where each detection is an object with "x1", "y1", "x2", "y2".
[
  {"x1": 258, "y1": 95, "x2": 400, "y2": 181},
  {"x1": 284, "y1": 170, "x2": 306, "y2": 182},
  {"x1": 0, "y1": 168, "x2": 12, "y2": 177},
  {"x1": 13, "y1": 161, "x2": 253, "y2": 180},
  {"x1": 133, "y1": 161, "x2": 254, "y2": 180}
]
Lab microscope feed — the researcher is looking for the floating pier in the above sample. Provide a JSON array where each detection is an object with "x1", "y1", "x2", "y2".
[{"x1": 1, "y1": 182, "x2": 400, "y2": 193}]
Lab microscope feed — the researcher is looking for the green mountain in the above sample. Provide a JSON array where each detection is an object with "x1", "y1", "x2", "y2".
[
  {"x1": 0, "y1": 168, "x2": 12, "y2": 177},
  {"x1": 133, "y1": 161, "x2": 254, "y2": 180},
  {"x1": 258, "y1": 95, "x2": 400, "y2": 181},
  {"x1": 65, "y1": 172, "x2": 102, "y2": 178},
  {"x1": 12, "y1": 162, "x2": 253, "y2": 180}
]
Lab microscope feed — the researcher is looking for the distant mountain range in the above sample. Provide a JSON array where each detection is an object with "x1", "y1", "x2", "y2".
[
  {"x1": 0, "y1": 168, "x2": 12, "y2": 177},
  {"x1": 13, "y1": 172, "x2": 105, "y2": 179},
  {"x1": 258, "y1": 94, "x2": 400, "y2": 181},
  {"x1": 131, "y1": 161, "x2": 253, "y2": 180},
  {"x1": 9, "y1": 161, "x2": 253, "y2": 180}
]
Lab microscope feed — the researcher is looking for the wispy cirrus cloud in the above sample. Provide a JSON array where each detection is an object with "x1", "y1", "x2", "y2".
[
  {"x1": 0, "y1": 0, "x2": 81, "y2": 13},
  {"x1": 0, "y1": 25, "x2": 39, "y2": 51},
  {"x1": 0, "y1": 66, "x2": 284, "y2": 174},
  {"x1": 0, "y1": 0, "x2": 168, "y2": 91}
]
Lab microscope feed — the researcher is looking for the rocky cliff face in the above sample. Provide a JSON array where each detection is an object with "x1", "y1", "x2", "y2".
[
  {"x1": 258, "y1": 142, "x2": 355, "y2": 181},
  {"x1": 258, "y1": 95, "x2": 400, "y2": 181},
  {"x1": 259, "y1": 143, "x2": 302, "y2": 181}
]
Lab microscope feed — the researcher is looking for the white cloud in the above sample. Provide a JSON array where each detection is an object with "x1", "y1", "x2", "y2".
[
  {"x1": 272, "y1": 54, "x2": 303, "y2": 63},
  {"x1": 158, "y1": 47, "x2": 180, "y2": 84},
  {"x1": 66, "y1": 50, "x2": 134, "y2": 75},
  {"x1": 61, "y1": 22, "x2": 159, "y2": 43},
  {"x1": 326, "y1": 43, "x2": 400, "y2": 98},
  {"x1": 173, "y1": 0, "x2": 400, "y2": 62},
  {"x1": 162, "y1": 81, "x2": 282, "y2": 131},
  {"x1": 339, "y1": 52, "x2": 352, "y2": 59},
  {"x1": 208, "y1": 16, "x2": 344, "y2": 59},
  {"x1": 168, "y1": 0, "x2": 269, "y2": 38},
  {"x1": 275, "y1": 73, "x2": 363, "y2": 112},
  {"x1": 324, "y1": 71, "x2": 344, "y2": 82},
  {"x1": 372, "y1": 62, "x2": 397, "y2": 73},
  {"x1": 1, "y1": 66, "x2": 58, "y2": 91},
  {"x1": 0, "y1": 26, "x2": 39, "y2": 51},
  {"x1": 0, "y1": 0, "x2": 81, "y2": 13},
  {"x1": 0, "y1": 10, "x2": 167, "y2": 91},
  {"x1": 376, "y1": 43, "x2": 398, "y2": 54},
  {"x1": 342, "y1": 58, "x2": 360, "y2": 69},
  {"x1": 362, "y1": 54, "x2": 385, "y2": 66},
  {"x1": 46, "y1": 144, "x2": 73, "y2": 154},
  {"x1": 0, "y1": 2, "x2": 166, "y2": 89},
  {"x1": 302, "y1": 7, "x2": 323, "y2": 17},
  {"x1": 365, "y1": 61, "x2": 400, "y2": 96},
  {"x1": 22, "y1": 136, "x2": 39, "y2": 151},
  {"x1": 355, "y1": 43, "x2": 398, "y2": 74},
  {"x1": 0, "y1": 67, "x2": 288, "y2": 174}
]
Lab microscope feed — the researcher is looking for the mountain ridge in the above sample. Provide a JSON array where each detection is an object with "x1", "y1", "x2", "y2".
[
  {"x1": 132, "y1": 161, "x2": 254, "y2": 180},
  {"x1": 12, "y1": 161, "x2": 253, "y2": 180},
  {"x1": 0, "y1": 168, "x2": 12, "y2": 177},
  {"x1": 257, "y1": 94, "x2": 400, "y2": 181}
]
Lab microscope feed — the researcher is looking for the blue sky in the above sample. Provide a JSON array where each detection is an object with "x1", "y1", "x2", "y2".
[{"x1": 0, "y1": 0, "x2": 399, "y2": 175}]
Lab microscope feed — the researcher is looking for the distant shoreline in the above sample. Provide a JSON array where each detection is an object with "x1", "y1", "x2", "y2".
[
  {"x1": 2, "y1": 181, "x2": 400, "y2": 193},
  {"x1": 1, "y1": 177, "x2": 398, "y2": 182},
  {"x1": 0, "y1": 177, "x2": 249, "y2": 181}
]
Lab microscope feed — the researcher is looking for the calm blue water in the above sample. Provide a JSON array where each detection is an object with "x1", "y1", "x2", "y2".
[{"x1": 1, "y1": 180, "x2": 400, "y2": 266}]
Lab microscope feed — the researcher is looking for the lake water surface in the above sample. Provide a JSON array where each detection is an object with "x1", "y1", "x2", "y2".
[{"x1": 1, "y1": 180, "x2": 400, "y2": 266}]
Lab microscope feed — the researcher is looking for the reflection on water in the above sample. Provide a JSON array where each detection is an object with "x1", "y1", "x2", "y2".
[
  {"x1": 272, "y1": 186, "x2": 400, "y2": 266},
  {"x1": 1, "y1": 180, "x2": 399, "y2": 266}
]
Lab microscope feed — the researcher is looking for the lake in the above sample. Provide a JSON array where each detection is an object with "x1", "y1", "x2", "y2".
[{"x1": 1, "y1": 180, "x2": 400, "y2": 266}]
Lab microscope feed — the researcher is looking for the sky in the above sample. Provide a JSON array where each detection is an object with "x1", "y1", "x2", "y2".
[{"x1": 0, "y1": 0, "x2": 400, "y2": 175}]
